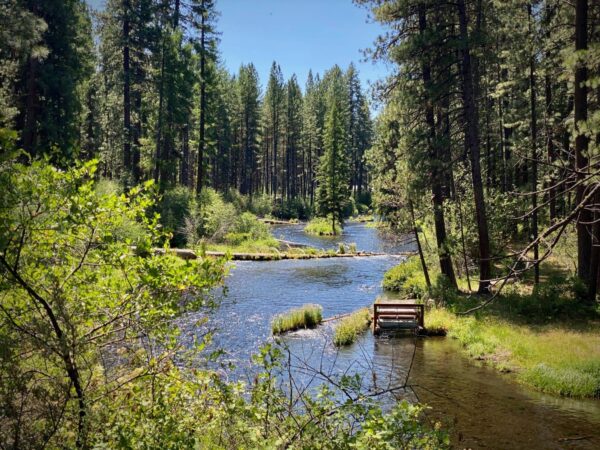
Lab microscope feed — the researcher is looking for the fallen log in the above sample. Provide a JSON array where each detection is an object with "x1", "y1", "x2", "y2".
[{"x1": 151, "y1": 248, "x2": 416, "y2": 261}]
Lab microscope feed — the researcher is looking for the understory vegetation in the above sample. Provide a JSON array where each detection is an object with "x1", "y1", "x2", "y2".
[
  {"x1": 426, "y1": 308, "x2": 600, "y2": 398},
  {"x1": 333, "y1": 308, "x2": 372, "y2": 346},
  {"x1": 305, "y1": 217, "x2": 339, "y2": 236},
  {"x1": 272, "y1": 304, "x2": 323, "y2": 334},
  {"x1": 0, "y1": 159, "x2": 448, "y2": 448}
]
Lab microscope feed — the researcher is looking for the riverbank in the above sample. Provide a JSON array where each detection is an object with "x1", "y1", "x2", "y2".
[
  {"x1": 158, "y1": 246, "x2": 395, "y2": 261},
  {"x1": 425, "y1": 308, "x2": 600, "y2": 398}
]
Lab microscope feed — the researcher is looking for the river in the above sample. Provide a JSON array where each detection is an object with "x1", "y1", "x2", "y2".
[{"x1": 179, "y1": 222, "x2": 600, "y2": 449}]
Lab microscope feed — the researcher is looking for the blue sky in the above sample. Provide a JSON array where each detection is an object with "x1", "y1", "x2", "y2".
[{"x1": 87, "y1": 0, "x2": 389, "y2": 94}]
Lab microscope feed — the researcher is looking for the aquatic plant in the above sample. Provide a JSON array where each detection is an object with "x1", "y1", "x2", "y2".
[
  {"x1": 333, "y1": 308, "x2": 371, "y2": 346},
  {"x1": 304, "y1": 217, "x2": 339, "y2": 236},
  {"x1": 272, "y1": 304, "x2": 323, "y2": 334}
]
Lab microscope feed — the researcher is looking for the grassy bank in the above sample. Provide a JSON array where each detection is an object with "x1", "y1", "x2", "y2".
[
  {"x1": 304, "y1": 217, "x2": 339, "y2": 236},
  {"x1": 382, "y1": 244, "x2": 600, "y2": 398},
  {"x1": 426, "y1": 308, "x2": 600, "y2": 397},
  {"x1": 272, "y1": 304, "x2": 323, "y2": 334},
  {"x1": 333, "y1": 308, "x2": 371, "y2": 346}
]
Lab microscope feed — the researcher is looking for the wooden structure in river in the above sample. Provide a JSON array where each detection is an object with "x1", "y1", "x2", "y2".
[{"x1": 372, "y1": 301, "x2": 424, "y2": 335}]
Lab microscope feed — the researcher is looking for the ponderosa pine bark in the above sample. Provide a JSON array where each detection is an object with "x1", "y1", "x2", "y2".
[
  {"x1": 574, "y1": 0, "x2": 592, "y2": 294},
  {"x1": 419, "y1": 4, "x2": 457, "y2": 289},
  {"x1": 457, "y1": 0, "x2": 492, "y2": 293}
]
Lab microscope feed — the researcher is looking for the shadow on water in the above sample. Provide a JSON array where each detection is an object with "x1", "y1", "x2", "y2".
[{"x1": 177, "y1": 223, "x2": 600, "y2": 449}]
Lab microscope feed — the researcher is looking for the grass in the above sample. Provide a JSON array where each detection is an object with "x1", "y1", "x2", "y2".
[
  {"x1": 206, "y1": 237, "x2": 281, "y2": 254},
  {"x1": 333, "y1": 308, "x2": 371, "y2": 346},
  {"x1": 382, "y1": 256, "x2": 428, "y2": 297},
  {"x1": 425, "y1": 308, "x2": 600, "y2": 397},
  {"x1": 272, "y1": 304, "x2": 323, "y2": 334},
  {"x1": 304, "y1": 217, "x2": 340, "y2": 236}
]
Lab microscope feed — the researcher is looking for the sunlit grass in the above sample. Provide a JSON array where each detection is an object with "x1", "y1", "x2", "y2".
[
  {"x1": 425, "y1": 308, "x2": 600, "y2": 397},
  {"x1": 272, "y1": 304, "x2": 323, "y2": 334},
  {"x1": 206, "y1": 237, "x2": 280, "y2": 254},
  {"x1": 304, "y1": 217, "x2": 339, "y2": 236},
  {"x1": 333, "y1": 308, "x2": 371, "y2": 347}
]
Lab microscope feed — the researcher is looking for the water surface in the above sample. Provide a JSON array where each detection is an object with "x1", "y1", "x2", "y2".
[{"x1": 180, "y1": 223, "x2": 600, "y2": 448}]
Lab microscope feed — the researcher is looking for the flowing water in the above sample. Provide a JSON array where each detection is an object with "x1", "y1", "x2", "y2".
[{"x1": 179, "y1": 223, "x2": 600, "y2": 449}]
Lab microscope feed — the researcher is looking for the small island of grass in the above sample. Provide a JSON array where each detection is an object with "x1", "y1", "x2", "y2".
[
  {"x1": 333, "y1": 308, "x2": 371, "y2": 346},
  {"x1": 304, "y1": 217, "x2": 341, "y2": 236},
  {"x1": 272, "y1": 304, "x2": 323, "y2": 334}
]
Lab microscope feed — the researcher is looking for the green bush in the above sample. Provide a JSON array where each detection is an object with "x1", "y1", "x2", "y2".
[
  {"x1": 273, "y1": 197, "x2": 313, "y2": 220},
  {"x1": 248, "y1": 193, "x2": 273, "y2": 216},
  {"x1": 342, "y1": 196, "x2": 357, "y2": 218},
  {"x1": 382, "y1": 257, "x2": 423, "y2": 292},
  {"x1": 157, "y1": 186, "x2": 192, "y2": 247},
  {"x1": 233, "y1": 211, "x2": 270, "y2": 240},
  {"x1": 333, "y1": 308, "x2": 371, "y2": 346},
  {"x1": 272, "y1": 304, "x2": 323, "y2": 334},
  {"x1": 431, "y1": 274, "x2": 460, "y2": 305}
]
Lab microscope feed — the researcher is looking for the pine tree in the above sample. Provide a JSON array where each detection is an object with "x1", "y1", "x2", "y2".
[
  {"x1": 284, "y1": 74, "x2": 303, "y2": 200},
  {"x1": 316, "y1": 73, "x2": 350, "y2": 234},
  {"x1": 16, "y1": 0, "x2": 93, "y2": 160},
  {"x1": 262, "y1": 62, "x2": 285, "y2": 198},
  {"x1": 237, "y1": 63, "x2": 261, "y2": 195}
]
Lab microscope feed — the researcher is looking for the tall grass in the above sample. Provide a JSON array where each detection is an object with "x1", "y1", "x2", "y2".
[
  {"x1": 333, "y1": 308, "x2": 371, "y2": 346},
  {"x1": 304, "y1": 217, "x2": 338, "y2": 236},
  {"x1": 382, "y1": 257, "x2": 428, "y2": 297},
  {"x1": 425, "y1": 308, "x2": 600, "y2": 397},
  {"x1": 272, "y1": 304, "x2": 323, "y2": 334}
]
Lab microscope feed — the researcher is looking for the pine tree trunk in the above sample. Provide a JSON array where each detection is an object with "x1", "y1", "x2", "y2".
[
  {"x1": 457, "y1": 0, "x2": 492, "y2": 293},
  {"x1": 154, "y1": 38, "x2": 166, "y2": 186},
  {"x1": 123, "y1": 0, "x2": 131, "y2": 174},
  {"x1": 574, "y1": 0, "x2": 592, "y2": 293},
  {"x1": 197, "y1": 4, "x2": 206, "y2": 193},
  {"x1": 419, "y1": 4, "x2": 457, "y2": 289},
  {"x1": 410, "y1": 201, "x2": 431, "y2": 291},
  {"x1": 529, "y1": 4, "x2": 539, "y2": 284}
]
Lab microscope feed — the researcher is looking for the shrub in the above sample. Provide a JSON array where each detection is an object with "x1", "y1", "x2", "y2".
[
  {"x1": 333, "y1": 308, "x2": 371, "y2": 346},
  {"x1": 342, "y1": 196, "x2": 357, "y2": 218},
  {"x1": 233, "y1": 211, "x2": 271, "y2": 240},
  {"x1": 382, "y1": 257, "x2": 423, "y2": 292},
  {"x1": 248, "y1": 193, "x2": 273, "y2": 216},
  {"x1": 431, "y1": 274, "x2": 460, "y2": 305},
  {"x1": 199, "y1": 188, "x2": 238, "y2": 241},
  {"x1": 273, "y1": 197, "x2": 313, "y2": 220},
  {"x1": 158, "y1": 186, "x2": 192, "y2": 247},
  {"x1": 272, "y1": 304, "x2": 323, "y2": 334}
]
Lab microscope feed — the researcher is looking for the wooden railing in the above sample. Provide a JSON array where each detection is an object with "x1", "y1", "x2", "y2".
[{"x1": 373, "y1": 303, "x2": 424, "y2": 335}]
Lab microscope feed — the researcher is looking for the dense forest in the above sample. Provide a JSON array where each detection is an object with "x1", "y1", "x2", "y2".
[
  {"x1": 1, "y1": 0, "x2": 600, "y2": 448},
  {"x1": 1, "y1": 0, "x2": 373, "y2": 222},
  {"x1": 363, "y1": 0, "x2": 600, "y2": 302}
]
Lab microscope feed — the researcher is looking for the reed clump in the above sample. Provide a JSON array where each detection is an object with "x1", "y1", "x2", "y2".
[
  {"x1": 272, "y1": 304, "x2": 323, "y2": 334},
  {"x1": 333, "y1": 308, "x2": 371, "y2": 346}
]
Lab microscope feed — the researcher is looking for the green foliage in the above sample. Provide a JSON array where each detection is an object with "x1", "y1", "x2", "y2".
[
  {"x1": 305, "y1": 217, "x2": 338, "y2": 236},
  {"x1": 382, "y1": 257, "x2": 424, "y2": 293},
  {"x1": 353, "y1": 401, "x2": 449, "y2": 449},
  {"x1": 333, "y1": 308, "x2": 371, "y2": 346},
  {"x1": 315, "y1": 66, "x2": 351, "y2": 233},
  {"x1": 0, "y1": 159, "x2": 227, "y2": 447},
  {"x1": 158, "y1": 185, "x2": 193, "y2": 247},
  {"x1": 271, "y1": 304, "x2": 323, "y2": 334},
  {"x1": 426, "y1": 305, "x2": 600, "y2": 398},
  {"x1": 273, "y1": 197, "x2": 314, "y2": 220}
]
